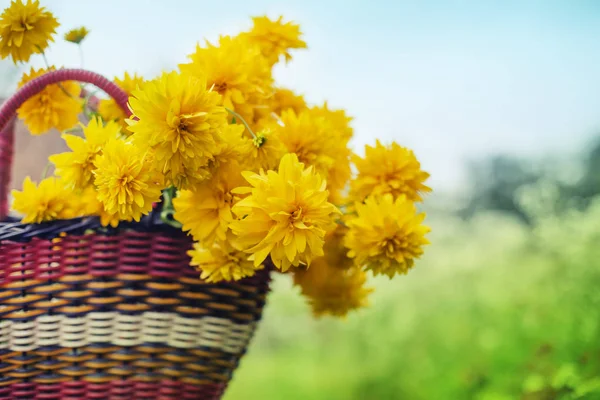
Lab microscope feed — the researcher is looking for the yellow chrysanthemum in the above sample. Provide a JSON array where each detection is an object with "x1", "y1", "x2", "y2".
[
  {"x1": 98, "y1": 72, "x2": 144, "y2": 131},
  {"x1": 11, "y1": 176, "x2": 77, "y2": 223},
  {"x1": 351, "y1": 140, "x2": 431, "y2": 203},
  {"x1": 241, "y1": 128, "x2": 286, "y2": 171},
  {"x1": 64, "y1": 26, "x2": 88, "y2": 44},
  {"x1": 127, "y1": 71, "x2": 227, "y2": 189},
  {"x1": 294, "y1": 263, "x2": 372, "y2": 318},
  {"x1": 311, "y1": 104, "x2": 354, "y2": 203},
  {"x1": 0, "y1": 0, "x2": 58, "y2": 63},
  {"x1": 16, "y1": 67, "x2": 81, "y2": 135},
  {"x1": 323, "y1": 138, "x2": 351, "y2": 205},
  {"x1": 179, "y1": 35, "x2": 272, "y2": 124},
  {"x1": 49, "y1": 117, "x2": 121, "y2": 190},
  {"x1": 230, "y1": 153, "x2": 339, "y2": 272},
  {"x1": 244, "y1": 16, "x2": 307, "y2": 66},
  {"x1": 275, "y1": 109, "x2": 332, "y2": 173},
  {"x1": 76, "y1": 186, "x2": 120, "y2": 227},
  {"x1": 344, "y1": 194, "x2": 430, "y2": 278},
  {"x1": 274, "y1": 109, "x2": 351, "y2": 204},
  {"x1": 93, "y1": 139, "x2": 163, "y2": 222},
  {"x1": 200, "y1": 123, "x2": 248, "y2": 179},
  {"x1": 253, "y1": 87, "x2": 307, "y2": 124},
  {"x1": 174, "y1": 163, "x2": 246, "y2": 245},
  {"x1": 271, "y1": 87, "x2": 307, "y2": 116},
  {"x1": 310, "y1": 102, "x2": 353, "y2": 141},
  {"x1": 319, "y1": 224, "x2": 354, "y2": 270},
  {"x1": 188, "y1": 241, "x2": 264, "y2": 283}
]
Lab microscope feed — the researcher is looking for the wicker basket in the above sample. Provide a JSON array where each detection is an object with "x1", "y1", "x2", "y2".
[{"x1": 0, "y1": 70, "x2": 271, "y2": 400}]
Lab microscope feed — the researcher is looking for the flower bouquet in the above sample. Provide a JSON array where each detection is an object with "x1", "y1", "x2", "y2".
[{"x1": 0, "y1": 1, "x2": 431, "y2": 399}]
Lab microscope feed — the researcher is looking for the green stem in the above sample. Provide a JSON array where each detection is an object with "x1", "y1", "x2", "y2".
[
  {"x1": 41, "y1": 163, "x2": 52, "y2": 180},
  {"x1": 225, "y1": 107, "x2": 256, "y2": 139},
  {"x1": 160, "y1": 186, "x2": 182, "y2": 228},
  {"x1": 63, "y1": 125, "x2": 83, "y2": 135},
  {"x1": 36, "y1": 45, "x2": 50, "y2": 68}
]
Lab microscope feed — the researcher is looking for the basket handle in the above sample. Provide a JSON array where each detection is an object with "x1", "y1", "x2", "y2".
[{"x1": 0, "y1": 69, "x2": 131, "y2": 219}]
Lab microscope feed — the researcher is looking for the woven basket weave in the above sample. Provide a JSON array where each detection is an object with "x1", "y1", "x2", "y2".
[{"x1": 0, "y1": 70, "x2": 271, "y2": 400}]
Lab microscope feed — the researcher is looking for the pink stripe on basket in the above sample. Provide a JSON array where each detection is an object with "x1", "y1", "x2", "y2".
[
  {"x1": 0, "y1": 380, "x2": 227, "y2": 400},
  {"x1": 0, "y1": 231, "x2": 198, "y2": 285}
]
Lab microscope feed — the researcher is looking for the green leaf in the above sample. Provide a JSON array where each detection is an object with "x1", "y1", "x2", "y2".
[
  {"x1": 523, "y1": 374, "x2": 546, "y2": 393},
  {"x1": 552, "y1": 364, "x2": 581, "y2": 389},
  {"x1": 574, "y1": 378, "x2": 600, "y2": 398}
]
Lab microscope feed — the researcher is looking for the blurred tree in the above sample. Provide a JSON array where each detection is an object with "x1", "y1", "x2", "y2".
[
  {"x1": 460, "y1": 134, "x2": 600, "y2": 224},
  {"x1": 459, "y1": 155, "x2": 540, "y2": 224},
  {"x1": 569, "y1": 136, "x2": 600, "y2": 206}
]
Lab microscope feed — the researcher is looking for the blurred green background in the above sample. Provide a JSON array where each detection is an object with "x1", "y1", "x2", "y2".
[{"x1": 225, "y1": 142, "x2": 600, "y2": 400}]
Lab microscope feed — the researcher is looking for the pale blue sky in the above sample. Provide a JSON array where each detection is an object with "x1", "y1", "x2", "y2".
[{"x1": 2, "y1": 0, "x2": 600, "y2": 192}]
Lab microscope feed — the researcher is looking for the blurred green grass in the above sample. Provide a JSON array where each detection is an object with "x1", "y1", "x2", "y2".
[{"x1": 224, "y1": 200, "x2": 600, "y2": 400}]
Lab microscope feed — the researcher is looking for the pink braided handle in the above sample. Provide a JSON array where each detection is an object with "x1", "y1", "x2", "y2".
[{"x1": 0, "y1": 69, "x2": 131, "y2": 219}]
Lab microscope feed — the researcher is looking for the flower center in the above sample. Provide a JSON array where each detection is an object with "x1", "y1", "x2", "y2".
[
  {"x1": 118, "y1": 175, "x2": 133, "y2": 187},
  {"x1": 218, "y1": 190, "x2": 235, "y2": 206},
  {"x1": 226, "y1": 252, "x2": 242, "y2": 264},
  {"x1": 38, "y1": 200, "x2": 49, "y2": 212},
  {"x1": 291, "y1": 207, "x2": 303, "y2": 221},
  {"x1": 18, "y1": 17, "x2": 34, "y2": 32},
  {"x1": 213, "y1": 81, "x2": 228, "y2": 93},
  {"x1": 253, "y1": 135, "x2": 267, "y2": 148},
  {"x1": 171, "y1": 115, "x2": 188, "y2": 133},
  {"x1": 380, "y1": 235, "x2": 406, "y2": 257}
]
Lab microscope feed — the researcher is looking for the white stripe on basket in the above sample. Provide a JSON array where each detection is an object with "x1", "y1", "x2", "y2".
[{"x1": 0, "y1": 312, "x2": 256, "y2": 353}]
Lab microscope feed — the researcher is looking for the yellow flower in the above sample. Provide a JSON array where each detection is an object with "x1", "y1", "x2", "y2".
[
  {"x1": 127, "y1": 71, "x2": 227, "y2": 189},
  {"x1": 310, "y1": 102, "x2": 353, "y2": 142},
  {"x1": 253, "y1": 87, "x2": 307, "y2": 124},
  {"x1": 241, "y1": 128, "x2": 286, "y2": 171},
  {"x1": 323, "y1": 138, "x2": 352, "y2": 206},
  {"x1": 351, "y1": 140, "x2": 431, "y2": 203},
  {"x1": 274, "y1": 109, "x2": 351, "y2": 204},
  {"x1": 294, "y1": 263, "x2": 372, "y2": 318},
  {"x1": 93, "y1": 138, "x2": 163, "y2": 222},
  {"x1": 64, "y1": 26, "x2": 88, "y2": 44},
  {"x1": 98, "y1": 72, "x2": 144, "y2": 131},
  {"x1": 344, "y1": 194, "x2": 430, "y2": 278},
  {"x1": 320, "y1": 224, "x2": 354, "y2": 270},
  {"x1": 16, "y1": 67, "x2": 81, "y2": 135},
  {"x1": 311, "y1": 104, "x2": 354, "y2": 204},
  {"x1": 174, "y1": 162, "x2": 246, "y2": 245},
  {"x1": 76, "y1": 186, "x2": 120, "y2": 227},
  {"x1": 179, "y1": 35, "x2": 272, "y2": 124},
  {"x1": 11, "y1": 176, "x2": 77, "y2": 223},
  {"x1": 203, "y1": 123, "x2": 247, "y2": 177},
  {"x1": 49, "y1": 117, "x2": 121, "y2": 190},
  {"x1": 275, "y1": 109, "x2": 332, "y2": 174},
  {"x1": 188, "y1": 241, "x2": 264, "y2": 283},
  {"x1": 244, "y1": 16, "x2": 307, "y2": 66},
  {"x1": 99, "y1": 208, "x2": 120, "y2": 227},
  {"x1": 0, "y1": 0, "x2": 58, "y2": 63},
  {"x1": 271, "y1": 87, "x2": 307, "y2": 116},
  {"x1": 230, "y1": 153, "x2": 339, "y2": 272}
]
